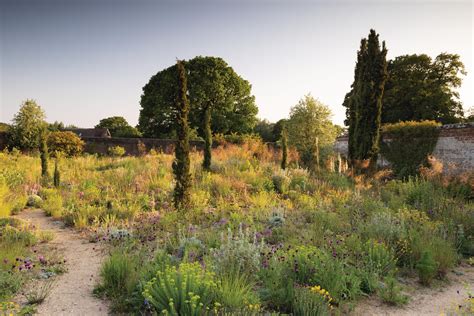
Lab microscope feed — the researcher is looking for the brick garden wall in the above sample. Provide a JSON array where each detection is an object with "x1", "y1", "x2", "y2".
[{"x1": 334, "y1": 123, "x2": 474, "y2": 174}]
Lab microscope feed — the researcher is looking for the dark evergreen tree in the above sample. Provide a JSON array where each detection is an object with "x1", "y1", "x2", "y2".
[
  {"x1": 202, "y1": 105, "x2": 212, "y2": 171},
  {"x1": 40, "y1": 131, "x2": 49, "y2": 179},
  {"x1": 343, "y1": 29, "x2": 388, "y2": 170},
  {"x1": 53, "y1": 158, "x2": 60, "y2": 188},
  {"x1": 172, "y1": 60, "x2": 192, "y2": 209},
  {"x1": 281, "y1": 126, "x2": 288, "y2": 170}
]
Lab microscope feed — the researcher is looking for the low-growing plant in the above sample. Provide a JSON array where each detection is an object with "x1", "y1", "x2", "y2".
[
  {"x1": 142, "y1": 262, "x2": 221, "y2": 315},
  {"x1": 211, "y1": 226, "x2": 263, "y2": 277},
  {"x1": 292, "y1": 286, "x2": 332, "y2": 315},
  {"x1": 379, "y1": 275, "x2": 408, "y2": 306},
  {"x1": 108, "y1": 146, "x2": 126, "y2": 157},
  {"x1": 416, "y1": 250, "x2": 438, "y2": 285},
  {"x1": 24, "y1": 278, "x2": 56, "y2": 305}
]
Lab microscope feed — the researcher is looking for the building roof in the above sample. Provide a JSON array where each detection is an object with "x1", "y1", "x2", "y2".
[{"x1": 64, "y1": 128, "x2": 111, "y2": 138}]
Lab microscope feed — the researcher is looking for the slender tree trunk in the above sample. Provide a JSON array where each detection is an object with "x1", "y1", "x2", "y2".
[
  {"x1": 40, "y1": 132, "x2": 49, "y2": 179},
  {"x1": 281, "y1": 126, "x2": 288, "y2": 170},
  {"x1": 202, "y1": 105, "x2": 212, "y2": 171}
]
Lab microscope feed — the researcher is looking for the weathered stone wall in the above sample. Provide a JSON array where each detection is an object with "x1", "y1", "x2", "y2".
[
  {"x1": 334, "y1": 123, "x2": 474, "y2": 174},
  {"x1": 82, "y1": 137, "x2": 205, "y2": 155}
]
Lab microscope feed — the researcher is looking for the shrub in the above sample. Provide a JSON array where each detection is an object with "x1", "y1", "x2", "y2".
[
  {"x1": 98, "y1": 250, "x2": 138, "y2": 300},
  {"x1": 216, "y1": 270, "x2": 259, "y2": 311},
  {"x1": 272, "y1": 172, "x2": 290, "y2": 194},
  {"x1": 379, "y1": 276, "x2": 408, "y2": 306},
  {"x1": 381, "y1": 121, "x2": 440, "y2": 178},
  {"x1": 108, "y1": 146, "x2": 126, "y2": 157},
  {"x1": 292, "y1": 286, "x2": 332, "y2": 315},
  {"x1": 47, "y1": 131, "x2": 84, "y2": 157},
  {"x1": 26, "y1": 194, "x2": 42, "y2": 208},
  {"x1": 142, "y1": 262, "x2": 220, "y2": 315},
  {"x1": 211, "y1": 226, "x2": 263, "y2": 277},
  {"x1": 40, "y1": 189, "x2": 63, "y2": 218},
  {"x1": 416, "y1": 250, "x2": 437, "y2": 285}
]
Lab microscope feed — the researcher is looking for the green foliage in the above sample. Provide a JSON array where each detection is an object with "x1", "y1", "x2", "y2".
[
  {"x1": 216, "y1": 270, "x2": 259, "y2": 311},
  {"x1": 381, "y1": 120, "x2": 441, "y2": 178},
  {"x1": 0, "y1": 270, "x2": 24, "y2": 301},
  {"x1": 53, "y1": 159, "x2": 60, "y2": 188},
  {"x1": 107, "y1": 146, "x2": 126, "y2": 157},
  {"x1": 40, "y1": 132, "x2": 49, "y2": 179},
  {"x1": 292, "y1": 286, "x2": 331, "y2": 316},
  {"x1": 47, "y1": 131, "x2": 84, "y2": 157},
  {"x1": 27, "y1": 195, "x2": 43, "y2": 208},
  {"x1": 8, "y1": 99, "x2": 47, "y2": 151},
  {"x1": 173, "y1": 60, "x2": 192, "y2": 210},
  {"x1": 138, "y1": 56, "x2": 258, "y2": 138},
  {"x1": 383, "y1": 53, "x2": 466, "y2": 124},
  {"x1": 416, "y1": 250, "x2": 437, "y2": 285},
  {"x1": 253, "y1": 119, "x2": 276, "y2": 142},
  {"x1": 343, "y1": 29, "x2": 388, "y2": 168},
  {"x1": 95, "y1": 116, "x2": 142, "y2": 138},
  {"x1": 280, "y1": 126, "x2": 288, "y2": 170},
  {"x1": 203, "y1": 105, "x2": 212, "y2": 171},
  {"x1": 40, "y1": 188, "x2": 63, "y2": 218},
  {"x1": 143, "y1": 262, "x2": 220, "y2": 315},
  {"x1": 98, "y1": 250, "x2": 138, "y2": 300},
  {"x1": 211, "y1": 226, "x2": 263, "y2": 277},
  {"x1": 287, "y1": 95, "x2": 337, "y2": 170},
  {"x1": 379, "y1": 276, "x2": 408, "y2": 306}
]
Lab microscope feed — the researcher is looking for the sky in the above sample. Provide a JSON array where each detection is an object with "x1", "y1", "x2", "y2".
[{"x1": 1, "y1": 0, "x2": 472, "y2": 127}]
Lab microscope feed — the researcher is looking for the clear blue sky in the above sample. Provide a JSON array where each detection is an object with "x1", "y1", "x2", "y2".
[{"x1": 1, "y1": 0, "x2": 472, "y2": 127}]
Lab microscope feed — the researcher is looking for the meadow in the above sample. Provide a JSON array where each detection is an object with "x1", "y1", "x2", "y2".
[{"x1": 1, "y1": 139, "x2": 473, "y2": 315}]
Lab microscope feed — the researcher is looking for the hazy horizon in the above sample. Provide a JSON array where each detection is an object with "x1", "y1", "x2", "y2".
[{"x1": 1, "y1": 0, "x2": 472, "y2": 128}]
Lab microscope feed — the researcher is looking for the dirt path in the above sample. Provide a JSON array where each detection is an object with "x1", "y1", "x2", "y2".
[
  {"x1": 15, "y1": 209, "x2": 108, "y2": 316},
  {"x1": 355, "y1": 264, "x2": 474, "y2": 315}
]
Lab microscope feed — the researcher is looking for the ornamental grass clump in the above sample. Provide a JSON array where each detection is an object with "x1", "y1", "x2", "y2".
[{"x1": 142, "y1": 262, "x2": 221, "y2": 315}]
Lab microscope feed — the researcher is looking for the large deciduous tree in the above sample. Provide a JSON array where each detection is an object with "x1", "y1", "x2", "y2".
[
  {"x1": 95, "y1": 116, "x2": 142, "y2": 138},
  {"x1": 343, "y1": 29, "x2": 388, "y2": 169},
  {"x1": 8, "y1": 100, "x2": 47, "y2": 151},
  {"x1": 383, "y1": 53, "x2": 466, "y2": 124},
  {"x1": 138, "y1": 56, "x2": 258, "y2": 139},
  {"x1": 172, "y1": 60, "x2": 192, "y2": 210}
]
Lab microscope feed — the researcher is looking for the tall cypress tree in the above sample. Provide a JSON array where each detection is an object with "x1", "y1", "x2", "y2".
[
  {"x1": 172, "y1": 60, "x2": 192, "y2": 209},
  {"x1": 39, "y1": 131, "x2": 49, "y2": 179},
  {"x1": 202, "y1": 105, "x2": 212, "y2": 171},
  {"x1": 280, "y1": 126, "x2": 288, "y2": 170},
  {"x1": 344, "y1": 29, "x2": 388, "y2": 170}
]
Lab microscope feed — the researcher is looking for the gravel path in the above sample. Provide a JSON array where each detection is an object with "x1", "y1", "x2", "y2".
[
  {"x1": 16, "y1": 209, "x2": 108, "y2": 316},
  {"x1": 355, "y1": 264, "x2": 474, "y2": 315}
]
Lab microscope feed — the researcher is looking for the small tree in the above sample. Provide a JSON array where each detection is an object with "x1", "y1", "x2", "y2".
[
  {"x1": 287, "y1": 95, "x2": 338, "y2": 171},
  {"x1": 53, "y1": 158, "x2": 60, "y2": 188},
  {"x1": 8, "y1": 100, "x2": 46, "y2": 151},
  {"x1": 280, "y1": 126, "x2": 288, "y2": 170},
  {"x1": 47, "y1": 131, "x2": 84, "y2": 157},
  {"x1": 173, "y1": 60, "x2": 192, "y2": 209},
  {"x1": 39, "y1": 131, "x2": 49, "y2": 179}
]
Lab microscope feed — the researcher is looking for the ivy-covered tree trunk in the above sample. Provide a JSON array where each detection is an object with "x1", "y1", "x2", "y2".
[
  {"x1": 172, "y1": 60, "x2": 192, "y2": 210},
  {"x1": 40, "y1": 132, "x2": 49, "y2": 179},
  {"x1": 344, "y1": 29, "x2": 388, "y2": 171},
  {"x1": 281, "y1": 126, "x2": 288, "y2": 170},
  {"x1": 202, "y1": 105, "x2": 212, "y2": 171}
]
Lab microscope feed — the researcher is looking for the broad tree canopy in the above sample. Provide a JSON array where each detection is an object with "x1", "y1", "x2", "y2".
[
  {"x1": 383, "y1": 53, "x2": 466, "y2": 124},
  {"x1": 138, "y1": 56, "x2": 258, "y2": 138},
  {"x1": 95, "y1": 116, "x2": 141, "y2": 138}
]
